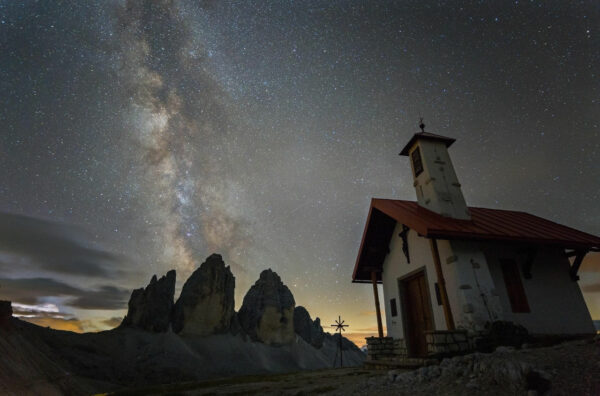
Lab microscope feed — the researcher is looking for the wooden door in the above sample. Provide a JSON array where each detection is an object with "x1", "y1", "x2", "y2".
[{"x1": 402, "y1": 271, "x2": 434, "y2": 357}]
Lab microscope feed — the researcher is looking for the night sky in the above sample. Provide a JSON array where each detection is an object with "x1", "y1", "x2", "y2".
[{"x1": 1, "y1": 1, "x2": 598, "y2": 343}]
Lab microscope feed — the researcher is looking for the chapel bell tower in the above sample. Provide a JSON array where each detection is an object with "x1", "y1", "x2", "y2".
[{"x1": 399, "y1": 120, "x2": 470, "y2": 220}]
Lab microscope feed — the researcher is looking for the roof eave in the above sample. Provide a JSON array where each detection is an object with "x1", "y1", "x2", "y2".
[
  {"x1": 399, "y1": 133, "x2": 456, "y2": 156},
  {"x1": 351, "y1": 200, "x2": 376, "y2": 282},
  {"x1": 427, "y1": 229, "x2": 600, "y2": 250},
  {"x1": 351, "y1": 279, "x2": 382, "y2": 284}
]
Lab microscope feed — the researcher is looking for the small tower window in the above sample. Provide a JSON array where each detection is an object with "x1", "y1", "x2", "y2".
[
  {"x1": 434, "y1": 283, "x2": 443, "y2": 306},
  {"x1": 411, "y1": 147, "x2": 423, "y2": 177}
]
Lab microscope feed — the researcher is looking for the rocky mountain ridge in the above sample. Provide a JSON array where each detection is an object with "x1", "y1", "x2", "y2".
[
  {"x1": 120, "y1": 269, "x2": 176, "y2": 332},
  {"x1": 119, "y1": 253, "x2": 342, "y2": 351},
  {"x1": 171, "y1": 254, "x2": 236, "y2": 336},
  {"x1": 0, "y1": 254, "x2": 364, "y2": 395}
]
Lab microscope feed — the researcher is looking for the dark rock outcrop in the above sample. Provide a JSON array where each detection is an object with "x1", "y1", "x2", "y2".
[
  {"x1": 294, "y1": 306, "x2": 324, "y2": 348},
  {"x1": 238, "y1": 269, "x2": 295, "y2": 345},
  {"x1": 121, "y1": 270, "x2": 175, "y2": 332},
  {"x1": 172, "y1": 254, "x2": 235, "y2": 336},
  {"x1": 0, "y1": 300, "x2": 12, "y2": 329}
]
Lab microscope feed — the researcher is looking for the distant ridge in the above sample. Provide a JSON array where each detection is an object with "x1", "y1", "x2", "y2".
[{"x1": 118, "y1": 253, "x2": 352, "y2": 350}]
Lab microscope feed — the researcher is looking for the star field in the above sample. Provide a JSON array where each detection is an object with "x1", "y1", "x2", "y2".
[{"x1": 0, "y1": 0, "x2": 598, "y2": 339}]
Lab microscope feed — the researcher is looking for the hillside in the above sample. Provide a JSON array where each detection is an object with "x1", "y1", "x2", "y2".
[{"x1": 0, "y1": 255, "x2": 364, "y2": 395}]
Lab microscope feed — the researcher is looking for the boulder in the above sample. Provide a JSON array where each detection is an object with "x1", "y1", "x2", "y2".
[
  {"x1": 121, "y1": 270, "x2": 175, "y2": 332},
  {"x1": 238, "y1": 269, "x2": 295, "y2": 345},
  {"x1": 293, "y1": 306, "x2": 324, "y2": 348},
  {"x1": 172, "y1": 254, "x2": 235, "y2": 336},
  {"x1": 0, "y1": 300, "x2": 12, "y2": 329},
  {"x1": 475, "y1": 321, "x2": 529, "y2": 352}
]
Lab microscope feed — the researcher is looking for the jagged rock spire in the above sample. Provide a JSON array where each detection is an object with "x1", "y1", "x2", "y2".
[
  {"x1": 238, "y1": 269, "x2": 295, "y2": 345},
  {"x1": 121, "y1": 270, "x2": 176, "y2": 332},
  {"x1": 294, "y1": 306, "x2": 325, "y2": 348},
  {"x1": 172, "y1": 254, "x2": 235, "y2": 336}
]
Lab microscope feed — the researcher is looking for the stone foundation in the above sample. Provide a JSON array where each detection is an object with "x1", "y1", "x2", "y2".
[
  {"x1": 367, "y1": 331, "x2": 475, "y2": 362},
  {"x1": 366, "y1": 337, "x2": 407, "y2": 361},
  {"x1": 425, "y1": 330, "x2": 472, "y2": 357}
]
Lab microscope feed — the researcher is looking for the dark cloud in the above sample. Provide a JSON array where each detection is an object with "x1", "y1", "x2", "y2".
[
  {"x1": 0, "y1": 212, "x2": 123, "y2": 278},
  {"x1": 0, "y1": 277, "x2": 129, "y2": 310},
  {"x1": 69, "y1": 285, "x2": 130, "y2": 310},
  {"x1": 0, "y1": 278, "x2": 81, "y2": 305}
]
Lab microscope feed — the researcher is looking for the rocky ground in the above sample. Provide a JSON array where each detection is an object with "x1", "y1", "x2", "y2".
[
  {"x1": 109, "y1": 336, "x2": 599, "y2": 395},
  {"x1": 339, "y1": 336, "x2": 600, "y2": 396}
]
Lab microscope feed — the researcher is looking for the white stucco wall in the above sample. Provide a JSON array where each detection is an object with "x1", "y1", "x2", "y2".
[
  {"x1": 409, "y1": 139, "x2": 470, "y2": 220},
  {"x1": 481, "y1": 243, "x2": 595, "y2": 335},
  {"x1": 444, "y1": 240, "x2": 505, "y2": 331},
  {"x1": 381, "y1": 223, "x2": 450, "y2": 339},
  {"x1": 380, "y1": 225, "x2": 595, "y2": 337},
  {"x1": 381, "y1": 224, "x2": 501, "y2": 337}
]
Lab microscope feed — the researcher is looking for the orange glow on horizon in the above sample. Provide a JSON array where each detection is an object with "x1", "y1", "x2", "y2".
[{"x1": 22, "y1": 317, "x2": 85, "y2": 333}]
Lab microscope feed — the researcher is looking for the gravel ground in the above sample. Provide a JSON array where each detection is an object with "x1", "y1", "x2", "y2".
[
  {"x1": 124, "y1": 336, "x2": 599, "y2": 395},
  {"x1": 333, "y1": 336, "x2": 600, "y2": 396}
]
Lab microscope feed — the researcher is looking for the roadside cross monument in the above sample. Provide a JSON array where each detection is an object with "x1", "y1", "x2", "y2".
[{"x1": 330, "y1": 315, "x2": 349, "y2": 368}]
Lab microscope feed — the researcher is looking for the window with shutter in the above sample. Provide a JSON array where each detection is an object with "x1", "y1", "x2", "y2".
[{"x1": 500, "y1": 258, "x2": 530, "y2": 313}]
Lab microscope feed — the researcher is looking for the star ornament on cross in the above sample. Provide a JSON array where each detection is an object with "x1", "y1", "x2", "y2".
[{"x1": 330, "y1": 315, "x2": 349, "y2": 333}]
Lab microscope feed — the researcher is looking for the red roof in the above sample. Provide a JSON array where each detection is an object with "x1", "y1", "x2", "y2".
[{"x1": 352, "y1": 199, "x2": 600, "y2": 283}]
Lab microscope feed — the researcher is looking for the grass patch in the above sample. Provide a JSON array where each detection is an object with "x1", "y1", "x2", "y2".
[
  {"x1": 106, "y1": 372, "x2": 296, "y2": 396},
  {"x1": 346, "y1": 370, "x2": 370, "y2": 376},
  {"x1": 312, "y1": 385, "x2": 338, "y2": 393},
  {"x1": 103, "y1": 368, "x2": 371, "y2": 396}
]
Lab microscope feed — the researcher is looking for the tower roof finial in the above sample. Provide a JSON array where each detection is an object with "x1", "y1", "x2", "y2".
[{"x1": 419, "y1": 117, "x2": 425, "y2": 132}]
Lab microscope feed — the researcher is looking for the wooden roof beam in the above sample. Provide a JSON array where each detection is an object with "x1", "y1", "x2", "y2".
[{"x1": 569, "y1": 250, "x2": 588, "y2": 281}]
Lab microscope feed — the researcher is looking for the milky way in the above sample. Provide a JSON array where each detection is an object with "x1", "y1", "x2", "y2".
[
  {"x1": 116, "y1": 0, "x2": 253, "y2": 280},
  {"x1": 0, "y1": 1, "x2": 598, "y2": 339}
]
